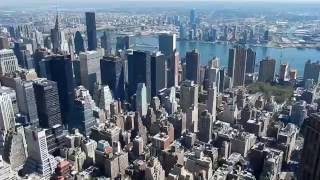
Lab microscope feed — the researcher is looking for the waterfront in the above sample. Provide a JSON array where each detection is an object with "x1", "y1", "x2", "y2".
[{"x1": 99, "y1": 33, "x2": 320, "y2": 75}]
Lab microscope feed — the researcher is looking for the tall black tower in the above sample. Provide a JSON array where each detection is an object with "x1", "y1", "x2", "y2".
[{"x1": 85, "y1": 12, "x2": 97, "y2": 51}]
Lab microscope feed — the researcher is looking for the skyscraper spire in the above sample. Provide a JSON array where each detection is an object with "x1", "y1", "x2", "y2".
[{"x1": 54, "y1": 14, "x2": 59, "y2": 30}]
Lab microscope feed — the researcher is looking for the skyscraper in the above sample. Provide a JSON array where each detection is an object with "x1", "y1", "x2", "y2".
[
  {"x1": 151, "y1": 52, "x2": 167, "y2": 97},
  {"x1": 100, "y1": 31, "x2": 111, "y2": 55},
  {"x1": 80, "y1": 50, "x2": 104, "y2": 94},
  {"x1": 190, "y1": 9, "x2": 196, "y2": 25},
  {"x1": 0, "y1": 93, "x2": 15, "y2": 134},
  {"x1": 228, "y1": 46, "x2": 247, "y2": 87},
  {"x1": 46, "y1": 55, "x2": 75, "y2": 126},
  {"x1": 100, "y1": 56, "x2": 125, "y2": 100},
  {"x1": 24, "y1": 127, "x2": 57, "y2": 176},
  {"x1": 258, "y1": 58, "x2": 276, "y2": 82},
  {"x1": 303, "y1": 60, "x2": 320, "y2": 83},
  {"x1": 86, "y1": 12, "x2": 97, "y2": 51},
  {"x1": 158, "y1": 33, "x2": 176, "y2": 56},
  {"x1": 167, "y1": 49, "x2": 179, "y2": 87},
  {"x1": 74, "y1": 31, "x2": 85, "y2": 55},
  {"x1": 300, "y1": 113, "x2": 320, "y2": 180},
  {"x1": 16, "y1": 81, "x2": 39, "y2": 126},
  {"x1": 33, "y1": 79, "x2": 62, "y2": 128},
  {"x1": 186, "y1": 49, "x2": 200, "y2": 84},
  {"x1": 127, "y1": 51, "x2": 151, "y2": 101},
  {"x1": 180, "y1": 80, "x2": 198, "y2": 113},
  {"x1": 198, "y1": 110, "x2": 213, "y2": 143},
  {"x1": 0, "y1": 37, "x2": 9, "y2": 50},
  {"x1": 71, "y1": 86, "x2": 96, "y2": 136},
  {"x1": 245, "y1": 48, "x2": 256, "y2": 74},
  {"x1": 279, "y1": 63, "x2": 288, "y2": 81},
  {"x1": 51, "y1": 15, "x2": 61, "y2": 53},
  {"x1": 136, "y1": 83, "x2": 147, "y2": 116},
  {"x1": 0, "y1": 49, "x2": 19, "y2": 76},
  {"x1": 206, "y1": 86, "x2": 217, "y2": 118}
]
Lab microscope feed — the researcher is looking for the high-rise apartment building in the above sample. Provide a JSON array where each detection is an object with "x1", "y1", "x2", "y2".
[
  {"x1": 279, "y1": 63, "x2": 288, "y2": 81},
  {"x1": 245, "y1": 48, "x2": 256, "y2": 74},
  {"x1": 198, "y1": 110, "x2": 213, "y2": 143}
]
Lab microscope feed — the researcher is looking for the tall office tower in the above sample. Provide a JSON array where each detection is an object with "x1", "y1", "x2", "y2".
[
  {"x1": 136, "y1": 83, "x2": 148, "y2": 116},
  {"x1": 100, "y1": 31, "x2": 111, "y2": 55},
  {"x1": 13, "y1": 42, "x2": 30, "y2": 68},
  {"x1": 16, "y1": 81, "x2": 39, "y2": 126},
  {"x1": 190, "y1": 8, "x2": 196, "y2": 25},
  {"x1": 206, "y1": 86, "x2": 217, "y2": 118},
  {"x1": 74, "y1": 31, "x2": 85, "y2": 55},
  {"x1": 204, "y1": 65, "x2": 220, "y2": 90},
  {"x1": 3, "y1": 128, "x2": 27, "y2": 170},
  {"x1": 300, "y1": 113, "x2": 320, "y2": 180},
  {"x1": 167, "y1": 49, "x2": 179, "y2": 88},
  {"x1": 198, "y1": 110, "x2": 213, "y2": 143},
  {"x1": 263, "y1": 30, "x2": 269, "y2": 42},
  {"x1": 303, "y1": 60, "x2": 320, "y2": 83},
  {"x1": 0, "y1": 37, "x2": 9, "y2": 50},
  {"x1": 158, "y1": 33, "x2": 176, "y2": 56},
  {"x1": 0, "y1": 93, "x2": 15, "y2": 135},
  {"x1": 279, "y1": 63, "x2": 288, "y2": 81},
  {"x1": 151, "y1": 52, "x2": 167, "y2": 97},
  {"x1": 86, "y1": 12, "x2": 97, "y2": 51},
  {"x1": 128, "y1": 51, "x2": 151, "y2": 101},
  {"x1": 71, "y1": 86, "x2": 96, "y2": 136},
  {"x1": 100, "y1": 56, "x2": 125, "y2": 100},
  {"x1": 186, "y1": 49, "x2": 200, "y2": 84},
  {"x1": 96, "y1": 85, "x2": 113, "y2": 114},
  {"x1": 33, "y1": 48, "x2": 50, "y2": 76},
  {"x1": 0, "y1": 49, "x2": 19, "y2": 76},
  {"x1": 24, "y1": 127, "x2": 57, "y2": 176},
  {"x1": 291, "y1": 100, "x2": 307, "y2": 127},
  {"x1": 116, "y1": 36, "x2": 132, "y2": 51},
  {"x1": 219, "y1": 68, "x2": 226, "y2": 92},
  {"x1": 33, "y1": 79, "x2": 62, "y2": 128},
  {"x1": 228, "y1": 46, "x2": 247, "y2": 86},
  {"x1": 51, "y1": 15, "x2": 61, "y2": 53},
  {"x1": 245, "y1": 48, "x2": 256, "y2": 73},
  {"x1": 258, "y1": 58, "x2": 276, "y2": 82},
  {"x1": 80, "y1": 50, "x2": 104, "y2": 95},
  {"x1": 47, "y1": 55, "x2": 75, "y2": 126},
  {"x1": 180, "y1": 80, "x2": 198, "y2": 112}
]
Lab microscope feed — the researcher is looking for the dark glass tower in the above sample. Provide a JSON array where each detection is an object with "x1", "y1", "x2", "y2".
[
  {"x1": 85, "y1": 12, "x2": 97, "y2": 51},
  {"x1": 151, "y1": 52, "x2": 167, "y2": 97},
  {"x1": 33, "y1": 79, "x2": 62, "y2": 128},
  {"x1": 46, "y1": 55, "x2": 75, "y2": 126},
  {"x1": 100, "y1": 31, "x2": 111, "y2": 55},
  {"x1": 100, "y1": 56, "x2": 125, "y2": 100},
  {"x1": 128, "y1": 51, "x2": 151, "y2": 102},
  {"x1": 74, "y1": 31, "x2": 85, "y2": 55},
  {"x1": 186, "y1": 49, "x2": 200, "y2": 84},
  {"x1": 245, "y1": 48, "x2": 256, "y2": 74}
]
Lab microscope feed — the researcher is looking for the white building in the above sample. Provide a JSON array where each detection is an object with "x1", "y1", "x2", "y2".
[
  {"x1": 136, "y1": 83, "x2": 148, "y2": 116},
  {"x1": 0, "y1": 93, "x2": 15, "y2": 134},
  {"x1": 0, "y1": 49, "x2": 19, "y2": 75}
]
